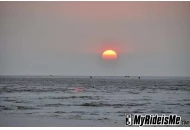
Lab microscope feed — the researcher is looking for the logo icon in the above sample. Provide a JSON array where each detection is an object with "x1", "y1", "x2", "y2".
[{"x1": 125, "y1": 114, "x2": 132, "y2": 126}]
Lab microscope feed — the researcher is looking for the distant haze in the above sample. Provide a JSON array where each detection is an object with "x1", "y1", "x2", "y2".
[{"x1": 0, "y1": 2, "x2": 190, "y2": 76}]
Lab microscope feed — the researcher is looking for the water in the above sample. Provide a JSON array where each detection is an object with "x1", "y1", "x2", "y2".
[{"x1": 0, "y1": 76, "x2": 190, "y2": 123}]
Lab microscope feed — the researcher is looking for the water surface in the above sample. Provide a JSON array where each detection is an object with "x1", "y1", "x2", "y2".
[{"x1": 0, "y1": 76, "x2": 190, "y2": 123}]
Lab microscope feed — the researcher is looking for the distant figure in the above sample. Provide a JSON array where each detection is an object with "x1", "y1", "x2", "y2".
[
  {"x1": 90, "y1": 76, "x2": 92, "y2": 78},
  {"x1": 50, "y1": 75, "x2": 52, "y2": 77},
  {"x1": 125, "y1": 76, "x2": 129, "y2": 78},
  {"x1": 138, "y1": 77, "x2": 140, "y2": 79}
]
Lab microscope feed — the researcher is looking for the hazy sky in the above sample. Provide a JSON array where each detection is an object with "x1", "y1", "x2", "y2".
[{"x1": 0, "y1": 2, "x2": 190, "y2": 76}]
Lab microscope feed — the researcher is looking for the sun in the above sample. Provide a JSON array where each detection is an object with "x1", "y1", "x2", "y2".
[{"x1": 102, "y1": 50, "x2": 117, "y2": 60}]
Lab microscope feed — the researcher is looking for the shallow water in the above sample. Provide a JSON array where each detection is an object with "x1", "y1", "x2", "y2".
[{"x1": 0, "y1": 76, "x2": 190, "y2": 123}]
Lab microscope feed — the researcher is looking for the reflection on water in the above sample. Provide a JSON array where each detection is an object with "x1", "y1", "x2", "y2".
[
  {"x1": 0, "y1": 76, "x2": 190, "y2": 123},
  {"x1": 73, "y1": 87, "x2": 84, "y2": 93}
]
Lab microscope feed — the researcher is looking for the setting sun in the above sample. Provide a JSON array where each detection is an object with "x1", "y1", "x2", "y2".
[{"x1": 102, "y1": 50, "x2": 117, "y2": 60}]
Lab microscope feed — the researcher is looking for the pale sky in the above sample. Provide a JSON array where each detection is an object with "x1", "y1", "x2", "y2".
[{"x1": 0, "y1": 2, "x2": 190, "y2": 76}]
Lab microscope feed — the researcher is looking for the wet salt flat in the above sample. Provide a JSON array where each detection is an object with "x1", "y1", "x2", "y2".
[{"x1": 0, "y1": 76, "x2": 190, "y2": 124}]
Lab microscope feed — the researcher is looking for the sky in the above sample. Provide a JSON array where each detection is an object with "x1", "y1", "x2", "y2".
[{"x1": 0, "y1": 2, "x2": 190, "y2": 76}]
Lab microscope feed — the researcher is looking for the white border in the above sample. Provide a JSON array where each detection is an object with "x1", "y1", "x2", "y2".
[{"x1": 0, "y1": 0, "x2": 190, "y2": 1}]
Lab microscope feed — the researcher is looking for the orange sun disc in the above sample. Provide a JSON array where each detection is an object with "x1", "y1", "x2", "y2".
[{"x1": 102, "y1": 50, "x2": 117, "y2": 60}]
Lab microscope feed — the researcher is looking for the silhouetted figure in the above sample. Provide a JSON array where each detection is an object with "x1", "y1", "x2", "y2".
[
  {"x1": 90, "y1": 76, "x2": 92, "y2": 78},
  {"x1": 138, "y1": 77, "x2": 140, "y2": 79}
]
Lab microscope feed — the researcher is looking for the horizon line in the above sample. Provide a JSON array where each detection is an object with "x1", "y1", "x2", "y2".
[{"x1": 0, "y1": 75, "x2": 189, "y2": 77}]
